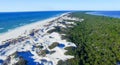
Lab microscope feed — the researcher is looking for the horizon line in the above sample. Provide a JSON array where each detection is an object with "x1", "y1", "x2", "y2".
[{"x1": 0, "y1": 10, "x2": 120, "y2": 12}]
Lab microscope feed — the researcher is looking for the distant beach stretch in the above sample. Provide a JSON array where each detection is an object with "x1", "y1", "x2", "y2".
[
  {"x1": 0, "y1": 11, "x2": 68, "y2": 42},
  {"x1": 0, "y1": 11, "x2": 82, "y2": 65},
  {"x1": 0, "y1": 12, "x2": 68, "y2": 43}
]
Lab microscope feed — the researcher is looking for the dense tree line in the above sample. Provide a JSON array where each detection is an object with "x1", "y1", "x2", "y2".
[{"x1": 58, "y1": 12, "x2": 120, "y2": 65}]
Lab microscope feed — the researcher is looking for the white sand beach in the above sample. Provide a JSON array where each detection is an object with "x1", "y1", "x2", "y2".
[
  {"x1": 0, "y1": 13, "x2": 69, "y2": 43},
  {"x1": 0, "y1": 12, "x2": 82, "y2": 65}
]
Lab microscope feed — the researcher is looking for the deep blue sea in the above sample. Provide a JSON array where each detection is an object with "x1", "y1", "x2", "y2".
[
  {"x1": 86, "y1": 11, "x2": 120, "y2": 18},
  {"x1": 0, "y1": 11, "x2": 68, "y2": 33}
]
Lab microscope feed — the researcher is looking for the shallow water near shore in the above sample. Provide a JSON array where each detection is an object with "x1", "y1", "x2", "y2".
[{"x1": 0, "y1": 11, "x2": 68, "y2": 33}]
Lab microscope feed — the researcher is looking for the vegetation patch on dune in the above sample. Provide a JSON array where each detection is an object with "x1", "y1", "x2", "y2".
[
  {"x1": 14, "y1": 57, "x2": 27, "y2": 65},
  {"x1": 49, "y1": 42, "x2": 59, "y2": 49}
]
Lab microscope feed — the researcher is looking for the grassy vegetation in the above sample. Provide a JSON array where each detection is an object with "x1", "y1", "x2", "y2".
[
  {"x1": 14, "y1": 57, "x2": 27, "y2": 65},
  {"x1": 38, "y1": 49, "x2": 49, "y2": 56},
  {"x1": 58, "y1": 12, "x2": 120, "y2": 65},
  {"x1": 48, "y1": 42, "x2": 59, "y2": 49},
  {"x1": 47, "y1": 26, "x2": 63, "y2": 34},
  {"x1": 64, "y1": 46, "x2": 76, "y2": 55},
  {"x1": 36, "y1": 45, "x2": 44, "y2": 49},
  {"x1": 49, "y1": 50, "x2": 56, "y2": 54}
]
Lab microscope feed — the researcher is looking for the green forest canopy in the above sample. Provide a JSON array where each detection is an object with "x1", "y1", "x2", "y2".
[{"x1": 58, "y1": 12, "x2": 120, "y2": 65}]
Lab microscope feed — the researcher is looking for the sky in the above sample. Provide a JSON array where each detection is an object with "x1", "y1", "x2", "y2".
[{"x1": 0, "y1": 0, "x2": 120, "y2": 12}]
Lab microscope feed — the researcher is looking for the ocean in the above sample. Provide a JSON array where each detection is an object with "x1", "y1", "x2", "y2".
[
  {"x1": 0, "y1": 11, "x2": 68, "y2": 33},
  {"x1": 1, "y1": 11, "x2": 120, "y2": 34},
  {"x1": 86, "y1": 11, "x2": 120, "y2": 18}
]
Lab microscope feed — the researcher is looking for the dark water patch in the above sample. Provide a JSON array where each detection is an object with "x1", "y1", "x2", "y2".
[
  {"x1": 17, "y1": 51, "x2": 38, "y2": 65},
  {"x1": 117, "y1": 62, "x2": 120, "y2": 65},
  {"x1": 40, "y1": 59, "x2": 53, "y2": 65},
  {"x1": 58, "y1": 44, "x2": 65, "y2": 48},
  {"x1": 41, "y1": 59, "x2": 47, "y2": 63},
  {"x1": 0, "y1": 59, "x2": 3, "y2": 64},
  {"x1": 0, "y1": 42, "x2": 10, "y2": 49},
  {"x1": 29, "y1": 32, "x2": 35, "y2": 37}
]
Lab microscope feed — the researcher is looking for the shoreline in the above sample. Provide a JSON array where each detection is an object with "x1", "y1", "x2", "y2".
[
  {"x1": 0, "y1": 12, "x2": 81, "y2": 65},
  {"x1": 0, "y1": 12, "x2": 70, "y2": 43}
]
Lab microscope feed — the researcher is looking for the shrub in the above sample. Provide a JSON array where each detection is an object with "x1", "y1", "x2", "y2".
[
  {"x1": 14, "y1": 57, "x2": 27, "y2": 65},
  {"x1": 49, "y1": 42, "x2": 59, "y2": 49}
]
